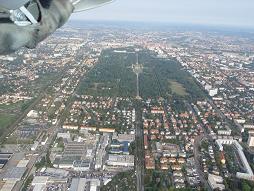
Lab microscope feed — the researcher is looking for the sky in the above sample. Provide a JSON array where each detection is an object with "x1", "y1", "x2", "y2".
[{"x1": 70, "y1": 0, "x2": 254, "y2": 28}]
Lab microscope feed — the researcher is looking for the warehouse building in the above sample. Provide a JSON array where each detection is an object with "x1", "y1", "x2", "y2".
[
  {"x1": 106, "y1": 154, "x2": 134, "y2": 167},
  {"x1": 3, "y1": 167, "x2": 26, "y2": 182},
  {"x1": 0, "y1": 153, "x2": 13, "y2": 169}
]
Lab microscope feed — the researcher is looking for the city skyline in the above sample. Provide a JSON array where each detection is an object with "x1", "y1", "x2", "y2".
[{"x1": 70, "y1": 0, "x2": 254, "y2": 28}]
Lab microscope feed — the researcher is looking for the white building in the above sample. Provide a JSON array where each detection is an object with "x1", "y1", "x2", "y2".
[
  {"x1": 208, "y1": 174, "x2": 225, "y2": 190},
  {"x1": 244, "y1": 124, "x2": 254, "y2": 130},
  {"x1": 31, "y1": 141, "x2": 39, "y2": 151},
  {"x1": 247, "y1": 133, "x2": 254, "y2": 147},
  {"x1": 106, "y1": 154, "x2": 134, "y2": 167},
  {"x1": 32, "y1": 176, "x2": 48, "y2": 191},
  {"x1": 235, "y1": 119, "x2": 246, "y2": 124},
  {"x1": 112, "y1": 133, "x2": 135, "y2": 142},
  {"x1": 217, "y1": 129, "x2": 231, "y2": 136},
  {"x1": 69, "y1": 178, "x2": 87, "y2": 191},
  {"x1": 209, "y1": 88, "x2": 218, "y2": 97},
  {"x1": 27, "y1": 110, "x2": 39, "y2": 118},
  {"x1": 62, "y1": 125, "x2": 78, "y2": 130},
  {"x1": 89, "y1": 179, "x2": 101, "y2": 191},
  {"x1": 57, "y1": 132, "x2": 71, "y2": 139}
]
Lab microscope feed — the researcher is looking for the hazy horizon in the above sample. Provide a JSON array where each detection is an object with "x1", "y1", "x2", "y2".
[{"x1": 70, "y1": 0, "x2": 254, "y2": 29}]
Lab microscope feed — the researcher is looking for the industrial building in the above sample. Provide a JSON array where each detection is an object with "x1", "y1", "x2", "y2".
[
  {"x1": 112, "y1": 133, "x2": 135, "y2": 142},
  {"x1": 73, "y1": 160, "x2": 90, "y2": 171},
  {"x1": 0, "y1": 181, "x2": 16, "y2": 191},
  {"x1": 109, "y1": 140, "x2": 130, "y2": 155},
  {"x1": 106, "y1": 154, "x2": 134, "y2": 167},
  {"x1": 2, "y1": 167, "x2": 26, "y2": 182},
  {"x1": 31, "y1": 176, "x2": 48, "y2": 191},
  {"x1": 69, "y1": 178, "x2": 101, "y2": 191},
  {"x1": 0, "y1": 153, "x2": 13, "y2": 169},
  {"x1": 69, "y1": 178, "x2": 87, "y2": 191}
]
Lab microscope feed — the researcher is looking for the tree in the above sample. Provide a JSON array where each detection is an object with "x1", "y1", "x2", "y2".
[
  {"x1": 22, "y1": 174, "x2": 33, "y2": 191},
  {"x1": 242, "y1": 181, "x2": 251, "y2": 191}
]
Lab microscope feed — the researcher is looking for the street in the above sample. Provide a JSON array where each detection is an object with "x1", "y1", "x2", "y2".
[{"x1": 135, "y1": 101, "x2": 144, "y2": 191}]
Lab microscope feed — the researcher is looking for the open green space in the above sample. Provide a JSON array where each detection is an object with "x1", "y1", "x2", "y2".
[
  {"x1": 169, "y1": 80, "x2": 188, "y2": 96},
  {"x1": 0, "y1": 103, "x2": 21, "y2": 110},
  {"x1": 0, "y1": 99, "x2": 36, "y2": 113},
  {"x1": 0, "y1": 113, "x2": 17, "y2": 132},
  {"x1": 223, "y1": 145, "x2": 241, "y2": 174},
  {"x1": 78, "y1": 49, "x2": 205, "y2": 100},
  {"x1": 0, "y1": 100, "x2": 28, "y2": 111}
]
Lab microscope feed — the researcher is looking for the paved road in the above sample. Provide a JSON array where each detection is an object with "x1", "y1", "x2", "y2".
[
  {"x1": 134, "y1": 101, "x2": 144, "y2": 191},
  {"x1": 186, "y1": 101, "x2": 213, "y2": 191},
  {"x1": 193, "y1": 134, "x2": 212, "y2": 191}
]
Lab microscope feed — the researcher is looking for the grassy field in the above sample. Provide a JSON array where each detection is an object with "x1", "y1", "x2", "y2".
[
  {"x1": 0, "y1": 102, "x2": 23, "y2": 110},
  {"x1": 0, "y1": 101, "x2": 25, "y2": 110},
  {"x1": 0, "y1": 114, "x2": 17, "y2": 132},
  {"x1": 169, "y1": 80, "x2": 188, "y2": 96},
  {"x1": 0, "y1": 99, "x2": 34, "y2": 112}
]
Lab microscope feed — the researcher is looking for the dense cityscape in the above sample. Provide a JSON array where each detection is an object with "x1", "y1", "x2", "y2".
[{"x1": 0, "y1": 22, "x2": 254, "y2": 191}]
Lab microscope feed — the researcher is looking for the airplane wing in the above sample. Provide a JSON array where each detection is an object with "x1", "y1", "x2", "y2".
[
  {"x1": 0, "y1": 0, "x2": 30, "y2": 10},
  {"x1": 74, "y1": 0, "x2": 113, "y2": 12}
]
